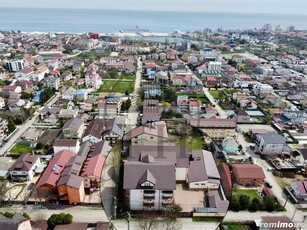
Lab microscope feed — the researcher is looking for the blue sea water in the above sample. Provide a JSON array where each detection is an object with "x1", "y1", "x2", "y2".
[{"x1": 0, "y1": 7, "x2": 307, "y2": 33}]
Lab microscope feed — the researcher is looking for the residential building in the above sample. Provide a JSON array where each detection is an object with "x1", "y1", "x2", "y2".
[
  {"x1": 82, "y1": 118, "x2": 105, "y2": 144},
  {"x1": 123, "y1": 158, "x2": 176, "y2": 211},
  {"x1": 217, "y1": 163, "x2": 232, "y2": 197},
  {"x1": 282, "y1": 110, "x2": 307, "y2": 124},
  {"x1": 189, "y1": 100, "x2": 202, "y2": 115},
  {"x1": 289, "y1": 180, "x2": 307, "y2": 201},
  {"x1": 205, "y1": 76, "x2": 218, "y2": 87},
  {"x1": 255, "y1": 133, "x2": 286, "y2": 155},
  {"x1": 75, "y1": 89, "x2": 88, "y2": 101},
  {"x1": 62, "y1": 117, "x2": 84, "y2": 139},
  {"x1": 233, "y1": 164, "x2": 265, "y2": 186},
  {"x1": 253, "y1": 83, "x2": 273, "y2": 95},
  {"x1": 189, "y1": 118, "x2": 237, "y2": 140},
  {"x1": 6, "y1": 60, "x2": 25, "y2": 72},
  {"x1": 0, "y1": 97, "x2": 5, "y2": 109},
  {"x1": 0, "y1": 213, "x2": 32, "y2": 230},
  {"x1": 57, "y1": 173, "x2": 85, "y2": 204},
  {"x1": 46, "y1": 77, "x2": 60, "y2": 90},
  {"x1": 142, "y1": 99, "x2": 160, "y2": 124},
  {"x1": 236, "y1": 111, "x2": 252, "y2": 123},
  {"x1": 14, "y1": 68, "x2": 34, "y2": 81},
  {"x1": 221, "y1": 137, "x2": 239, "y2": 154},
  {"x1": 8, "y1": 154, "x2": 40, "y2": 181},
  {"x1": 62, "y1": 87, "x2": 76, "y2": 100},
  {"x1": 258, "y1": 216, "x2": 296, "y2": 230},
  {"x1": 0, "y1": 118, "x2": 8, "y2": 140},
  {"x1": 125, "y1": 121, "x2": 169, "y2": 145},
  {"x1": 186, "y1": 150, "x2": 220, "y2": 190},
  {"x1": 103, "y1": 117, "x2": 124, "y2": 146},
  {"x1": 0, "y1": 157, "x2": 15, "y2": 179},
  {"x1": 208, "y1": 61, "x2": 222, "y2": 71},
  {"x1": 97, "y1": 101, "x2": 121, "y2": 119},
  {"x1": 85, "y1": 69, "x2": 101, "y2": 91},
  {"x1": 53, "y1": 139, "x2": 80, "y2": 154}
]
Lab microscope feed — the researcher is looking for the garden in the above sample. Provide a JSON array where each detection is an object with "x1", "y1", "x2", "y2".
[{"x1": 97, "y1": 80, "x2": 134, "y2": 94}]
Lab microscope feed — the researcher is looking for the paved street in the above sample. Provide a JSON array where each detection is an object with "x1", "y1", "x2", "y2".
[
  {"x1": 0, "y1": 93, "x2": 61, "y2": 155},
  {"x1": 226, "y1": 123, "x2": 306, "y2": 223},
  {"x1": 126, "y1": 57, "x2": 142, "y2": 132},
  {"x1": 203, "y1": 87, "x2": 228, "y2": 118}
]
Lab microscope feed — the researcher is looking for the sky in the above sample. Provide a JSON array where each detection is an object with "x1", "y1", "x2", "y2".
[{"x1": 1, "y1": 0, "x2": 307, "y2": 14}]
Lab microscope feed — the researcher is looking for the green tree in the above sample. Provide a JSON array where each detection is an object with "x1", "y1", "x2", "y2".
[
  {"x1": 48, "y1": 213, "x2": 73, "y2": 228},
  {"x1": 125, "y1": 89, "x2": 129, "y2": 96},
  {"x1": 21, "y1": 92, "x2": 33, "y2": 100},
  {"x1": 35, "y1": 142, "x2": 44, "y2": 150},
  {"x1": 249, "y1": 198, "x2": 261, "y2": 212},
  {"x1": 7, "y1": 118, "x2": 16, "y2": 133},
  {"x1": 263, "y1": 196, "x2": 275, "y2": 212},
  {"x1": 239, "y1": 195, "x2": 250, "y2": 210},
  {"x1": 22, "y1": 212, "x2": 30, "y2": 218},
  {"x1": 230, "y1": 196, "x2": 241, "y2": 211}
]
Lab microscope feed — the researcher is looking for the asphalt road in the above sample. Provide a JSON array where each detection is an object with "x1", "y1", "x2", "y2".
[
  {"x1": 0, "y1": 93, "x2": 61, "y2": 155},
  {"x1": 203, "y1": 87, "x2": 228, "y2": 118}
]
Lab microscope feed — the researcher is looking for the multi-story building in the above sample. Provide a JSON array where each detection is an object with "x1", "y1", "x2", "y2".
[
  {"x1": 6, "y1": 60, "x2": 25, "y2": 72},
  {"x1": 53, "y1": 139, "x2": 80, "y2": 154},
  {"x1": 46, "y1": 77, "x2": 60, "y2": 90},
  {"x1": 233, "y1": 164, "x2": 265, "y2": 186},
  {"x1": 97, "y1": 101, "x2": 121, "y2": 119},
  {"x1": 62, "y1": 117, "x2": 84, "y2": 139},
  {"x1": 255, "y1": 133, "x2": 286, "y2": 155},
  {"x1": 0, "y1": 119, "x2": 8, "y2": 141},
  {"x1": 82, "y1": 118, "x2": 105, "y2": 144},
  {"x1": 208, "y1": 61, "x2": 222, "y2": 71},
  {"x1": 189, "y1": 118, "x2": 237, "y2": 140},
  {"x1": 124, "y1": 159, "x2": 176, "y2": 211},
  {"x1": 290, "y1": 181, "x2": 307, "y2": 201},
  {"x1": 8, "y1": 154, "x2": 40, "y2": 181},
  {"x1": 253, "y1": 83, "x2": 273, "y2": 95},
  {"x1": 189, "y1": 100, "x2": 202, "y2": 115}
]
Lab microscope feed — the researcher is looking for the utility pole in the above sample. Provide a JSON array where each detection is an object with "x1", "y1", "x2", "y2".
[
  {"x1": 112, "y1": 195, "x2": 117, "y2": 219},
  {"x1": 127, "y1": 212, "x2": 131, "y2": 230}
]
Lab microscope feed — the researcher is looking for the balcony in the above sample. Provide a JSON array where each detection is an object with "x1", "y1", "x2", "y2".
[
  {"x1": 162, "y1": 192, "x2": 173, "y2": 198},
  {"x1": 144, "y1": 193, "x2": 155, "y2": 198},
  {"x1": 161, "y1": 199, "x2": 174, "y2": 205},
  {"x1": 143, "y1": 200, "x2": 155, "y2": 205}
]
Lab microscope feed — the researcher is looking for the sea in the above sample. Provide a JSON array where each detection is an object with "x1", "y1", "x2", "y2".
[{"x1": 0, "y1": 7, "x2": 307, "y2": 33}]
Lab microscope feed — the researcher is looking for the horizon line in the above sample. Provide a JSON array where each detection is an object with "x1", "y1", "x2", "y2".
[{"x1": 1, "y1": 6, "x2": 307, "y2": 16}]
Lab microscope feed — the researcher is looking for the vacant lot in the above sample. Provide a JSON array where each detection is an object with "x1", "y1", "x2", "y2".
[
  {"x1": 176, "y1": 93, "x2": 209, "y2": 103},
  {"x1": 232, "y1": 187, "x2": 262, "y2": 201},
  {"x1": 97, "y1": 80, "x2": 134, "y2": 94},
  {"x1": 175, "y1": 136, "x2": 203, "y2": 151}
]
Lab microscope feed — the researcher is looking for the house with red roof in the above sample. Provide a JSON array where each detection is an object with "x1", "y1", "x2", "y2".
[
  {"x1": 36, "y1": 150, "x2": 75, "y2": 199},
  {"x1": 205, "y1": 76, "x2": 218, "y2": 87},
  {"x1": 217, "y1": 163, "x2": 232, "y2": 197},
  {"x1": 189, "y1": 99, "x2": 201, "y2": 115},
  {"x1": 233, "y1": 164, "x2": 265, "y2": 186}
]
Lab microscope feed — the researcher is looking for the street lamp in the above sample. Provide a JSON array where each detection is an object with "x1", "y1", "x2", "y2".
[{"x1": 126, "y1": 212, "x2": 131, "y2": 230}]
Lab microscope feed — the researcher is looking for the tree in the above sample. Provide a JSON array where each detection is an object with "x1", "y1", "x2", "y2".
[
  {"x1": 239, "y1": 195, "x2": 250, "y2": 210},
  {"x1": 47, "y1": 213, "x2": 73, "y2": 228},
  {"x1": 263, "y1": 196, "x2": 275, "y2": 212},
  {"x1": 7, "y1": 118, "x2": 16, "y2": 133},
  {"x1": 21, "y1": 92, "x2": 33, "y2": 100},
  {"x1": 22, "y1": 212, "x2": 30, "y2": 218},
  {"x1": 230, "y1": 196, "x2": 241, "y2": 211},
  {"x1": 125, "y1": 89, "x2": 129, "y2": 96},
  {"x1": 162, "y1": 101, "x2": 171, "y2": 110},
  {"x1": 249, "y1": 198, "x2": 261, "y2": 212},
  {"x1": 35, "y1": 142, "x2": 44, "y2": 150}
]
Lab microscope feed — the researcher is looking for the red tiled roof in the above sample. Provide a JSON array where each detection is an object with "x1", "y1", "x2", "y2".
[
  {"x1": 189, "y1": 100, "x2": 201, "y2": 107},
  {"x1": 217, "y1": 163, "x2": 232, "y2": 196},
  {"x1": 233, "y1": 164, "x2": 265, "y2": 179},
  {"x1": 81, "y1": 154, "x2": 106, "y2": 178},
  {"x1": 36, "y1": 150, "x2": 75, "y2": 188}
]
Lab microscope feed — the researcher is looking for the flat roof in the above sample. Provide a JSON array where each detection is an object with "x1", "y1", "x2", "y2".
[{"x1": 245, "y1": 110, "x2": 265, "y2": 117}]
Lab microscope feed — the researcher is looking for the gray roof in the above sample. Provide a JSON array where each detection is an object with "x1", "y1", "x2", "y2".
[
  {"x1": 258, "y1": 133, "x2": 286, "y2": 144},
  {"x1": 57, "y1": 173, "x2": 83, "y2": 188},
  {"x1": 123, "y1": 161, "x2": 176, "y2": 190},
  {"x1": 0, "y1": 213, "x2": 29, "y2": 230},
  {"x1": 62, "y1": 117, "x2": 83, "y2": 130},
  {"x1": 89, "y1": 140, "x2": 112, "y2": 157},
  {"x1": 128, "y1": 144, "x2": 189, "y2": 167},
  {"x1": 207, "y1": 190, "x2": 229, "y2": 213},
  {"x1": 105, "y1": 118, "x2": 123, "y2": 137},
  {"x1": 9, "y1": 154, "x2": 39, "y2": 172},
  {"x1": 187, "y1": 150, "x2": 220, "y2": 183}
]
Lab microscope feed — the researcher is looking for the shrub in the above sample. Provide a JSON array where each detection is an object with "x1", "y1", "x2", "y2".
[
  {"x1": 263, "y1": 196, "x2": 275, "y2": 212},
  {"x1": 239, "y1": 195, "x2": 250, "y2": 210},
  {"x1": 230, "y1": 196, "x2": 241, "y2": 211},
  {"x1": 249, "y1": 198, "x2": 261, "y2": 212},
  {"x1": 47, "y1": 213, "x2": 73, "y2": 228}
]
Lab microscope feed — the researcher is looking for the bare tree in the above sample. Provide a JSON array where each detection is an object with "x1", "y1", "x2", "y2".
[
  {"x1": 32, "y1": 211, "x2": 47, "y2": 221},
  {"x1": 136, "y1": 217, "x2": 161, "y2": 230}
]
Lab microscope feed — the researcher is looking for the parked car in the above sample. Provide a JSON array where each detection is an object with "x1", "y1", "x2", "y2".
[
  {"x1": 250, "y1": 144, "x2": 255, "y2": 150},
  {"x1": 265, "y1": 182, "x2": 273, "y2": 189},
  {"x1": 27, "y1": 183, "x2": 35, "y2": 190}
]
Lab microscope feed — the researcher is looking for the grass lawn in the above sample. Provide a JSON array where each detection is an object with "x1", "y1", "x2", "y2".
[
  {"x1": 175, "y1": 135, "x2": 203, "y2": 151},
  {"x1": 232, "y1": 187, "x2": 262, "y2": 201},
  {"x1": 10, "y1": 143, "x2": 33, "y2": 155},
  {"x1": 208, "y1": 90, "x2": 222, "y2": 99},
  {"x1": 192, "y1": 217, "x2": 221, "y2": 222},
  {"x1": 176, "y1": 93, "x2": 209, "y2": 103},
  {"x1": 97, "y1": 80, "x2": 134, "y2": 94},
  {"x1": 104, "y1": 75, "x2": 135, "y2": 80},
  {"x1": 222, "y1": 222, "x2": 251, "y2": 230}
]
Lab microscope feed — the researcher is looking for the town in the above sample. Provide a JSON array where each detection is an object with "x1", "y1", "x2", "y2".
[{"x1": 0, "y1": 24, "x2": 307, "y2": 229}]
